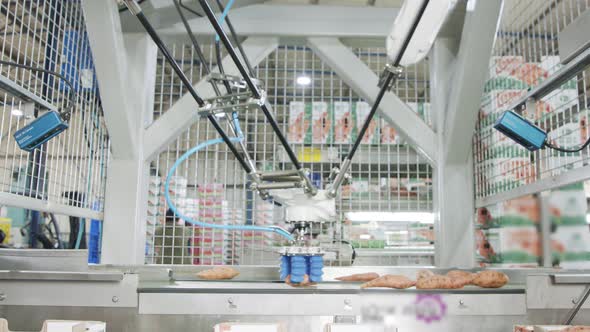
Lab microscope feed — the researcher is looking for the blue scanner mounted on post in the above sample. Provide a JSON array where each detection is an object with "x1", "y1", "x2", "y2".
[
  {"x1": 14, "y1": 111, "x2": 69, "y2": 152},
  {"x1": 494, "y1": 110, "x2": 547, "y2": 152}
]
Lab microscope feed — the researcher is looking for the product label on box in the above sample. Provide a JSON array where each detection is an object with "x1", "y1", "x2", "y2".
[
  {"x1": 288, "y1": 101, "x2": 311, "y2": 144},
  {"x1": 354, "y1": 101, "x2": 379, "y2": 145},
  {"x1": 333, "y1": 101, "x2": 352, "y2": 144},
  {"x1": 490, "y1": 56, "x2": 525, "y2": 77},
  {"x1": 311, "y1": 101, "x2": 333, "y2": 144},
  {"x1": 380, "y1": 119, "x2": 400, "y2": 145}
]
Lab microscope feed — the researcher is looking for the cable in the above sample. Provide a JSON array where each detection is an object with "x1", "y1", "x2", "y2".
[
  {"x1": 165, "y1": 112, "x2": 290, "y2": 241},
  {"x1": 75, "y1": 218, "x2": 85, "y2": 249},
  {"x1": 214, "y1": 0, "x2": 235, "y2": 42},
  {"x1": 165, "y1": 137, "x2": 294, "y2": 242},
  {"x1": 544, "y1": 137, "x2": 590, "y2": 153},
  {"x1": 214, "y1": 0, "x2": 255, "y2": 77},
  {"x1": 0, "y1": 59, "x2": 76, "y2": 119}
]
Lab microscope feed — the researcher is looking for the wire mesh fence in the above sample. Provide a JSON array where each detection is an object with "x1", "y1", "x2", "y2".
[
  {"x1": 473, "y1": 0, "x2": 590, "y2": 269},
  {"x1": 146, "y1": 42, "x2": 434, "y2": 266},
  {"x1": 0, "y1": 1, "x2": 109, "y2": 214},
  {"x1": 474, "y1": 0, "x2": 590, "y2": 201}
]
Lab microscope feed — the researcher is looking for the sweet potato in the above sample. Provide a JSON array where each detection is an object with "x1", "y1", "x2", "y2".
[
  {"x1": 560, "y1": 326, "x2": 590, "y2": 332},
  {"x1": 446, "y1": 270, "x2": 475, "y2": 287},
  {"x1": 360, "y1": 274, "x2": 416, "y2": 289},
  {"x1": 416, "y1": 275, "x2": 462, "y2": 289},
  {"x1": 472, "y1": 270, "x2": 509, "y2": 288},
  {"x1": 417, "y1": 270, "x2": 435, "y2": 280},
  {"x1": 336, "y1": 272, "x2": 380, "y2": 282},
  {"x1": 196, "y1": 266, "x2": 239, "y2": 280},
  {"x1": 285, "y1": 274, "x2": 315, "y2": 287}
]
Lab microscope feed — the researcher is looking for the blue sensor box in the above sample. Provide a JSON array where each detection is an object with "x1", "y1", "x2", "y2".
[
  {"x1": 13, "y1": 111, "x2": 68, "y2": 152},
  {"x1": 494, "y1": 110, "x2": 547, "y2": 151}
]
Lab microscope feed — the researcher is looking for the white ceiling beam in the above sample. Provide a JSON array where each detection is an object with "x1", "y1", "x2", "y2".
[
  {"x1": 443, "y1": 0, "x2": 503, "y2": 164},
  {"x1": 153, "y1": 5, "x2": 398, "y2": 38},
  {"x1": 143, "y1": 36, "x2": 279, "y2": 162},
  {"x1": 82, "y1": 0, "x2": 138, "y2": 159},
  {"x1": 307, "y1": 37, "x2": 437, "y2": 164}
]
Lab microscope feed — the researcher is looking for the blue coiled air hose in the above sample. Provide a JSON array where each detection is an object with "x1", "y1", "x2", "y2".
[{"x1": 164, "y1": 113, "x2": 294, "y2": 242}]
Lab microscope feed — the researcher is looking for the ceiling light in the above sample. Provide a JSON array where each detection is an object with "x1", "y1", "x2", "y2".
[
  {"x1": 11, "y1": 109, "x2": 23, "y2": 117},
  {"x1": 296, "y1": 76, "x2": 311, "y2": 86}
]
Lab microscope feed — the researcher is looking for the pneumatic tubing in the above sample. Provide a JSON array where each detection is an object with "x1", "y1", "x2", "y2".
[{"x1": 164, "y1": 136, "x2": 294, "y2": 242}]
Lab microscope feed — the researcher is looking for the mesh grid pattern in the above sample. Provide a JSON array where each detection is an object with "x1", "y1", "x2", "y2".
[
  {"x1": 0, "y1": 1, "x2": 109, "y2": 212},
  {"x1": 146, "y1": 43, "x2": 434, "y2": 266},
  {"x1": 474, "y1": 0, "x2": 590, "y2": 201}
]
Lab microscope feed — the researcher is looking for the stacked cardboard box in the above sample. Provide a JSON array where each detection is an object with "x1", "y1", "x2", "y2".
[
  {"x1": 380, "y1": 118, "x2": 401, "y2": 145},
  {"x1": 146, "y1": 176, "x2": 165, "y2": 262},
  {"x1": 289, "y1": 100, "x2": 416, "y2": 147},
  {"x1": 288, "y1": 101, "x2": 312, "y2": 144},
  {"x1": 243, "y1": 196, "x2": 279, "y2": 248},
  {"x1": 476, "y1": 196, "x2": 541, "y2": 267},
  {"x1": 312, "y1": 101, "x2": 334, "y2": 144},
  {"x1": 539, "y1": 56, "x2": 582, "y2": 176},
  {"x1": 193, "y1": 183, "x2": 227, "y2": 265},
  {"x1": 479, "y1": 57, "x2": 541, "y2": 192},
  {"x1": 222, "y1": 201, "x2": 244, "y2": 265},
  {"x1": 353, "y1": 101, "x2": 380, "y2": 145},
  {"x1": 549, "y1": 183, "x2": 590, "y2": 268},
  {"x1": 333, "y1": 101, "x2": 353, "y2": 144}
]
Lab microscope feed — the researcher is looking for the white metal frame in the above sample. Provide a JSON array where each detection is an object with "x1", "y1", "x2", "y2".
[{"x1": 85, "y1": 0, "x2": 510, "y2": 267}]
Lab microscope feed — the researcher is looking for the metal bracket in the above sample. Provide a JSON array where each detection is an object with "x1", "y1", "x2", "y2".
[
  {"x1": 121, "y1": 0, "x2": 142, "y2": 15},
  {"x1": 378, "y1": 63, "x2": 403, "y2": 91},
  {"x1": 279, "y1": 246, "x2": 324, "y2": 256},
  {"x1": 207, "y1": 72, "x2": 263, "y2": 90},
  {"x1": 198, "y1": 91, "x2": 265, "y2": 117}
]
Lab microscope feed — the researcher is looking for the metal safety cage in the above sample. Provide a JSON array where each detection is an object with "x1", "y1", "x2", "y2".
[
  {"x1": 353, "y1": 47, "x2": 432, "y2": 128},
  {"x1": 0, "y1": 0, "x2": 110, "y2": 219},
  {"x1": 474, "y1": 0, "x2": 590, "y2": 207},
  {"x1": 472, "y1": 0, "x2": 590, "y2": 270},
  {"x1": 146, "y1": 42, "x2": 434, "y2": 267}
]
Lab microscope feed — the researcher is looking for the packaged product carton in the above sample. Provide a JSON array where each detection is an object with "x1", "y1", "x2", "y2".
[
  {"x1": 288, "y1": 101, "x2": 311, "y2": 144},
  {"x1": 354, "y1": 101, "x2": 379, "y2": 145},
  {"x1": 312, "y1": 101, "x2": 333, "y2": 144},
  {"x1": 333, "y1": 101, "x2": 353, "y2": 144}
]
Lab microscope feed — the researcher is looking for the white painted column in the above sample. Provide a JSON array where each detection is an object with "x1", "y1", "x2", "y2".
[
  {"x1": 103, "y1": 33, "x2": 157, "y2": 265},
  {"x1": 100, "y1": 34, "x2": 157, "y2": 265},
  {"x1": 430, "y1": 38, "x2": 473, "y2": 267},
  {"x1": 84, "y1": 0, "x2": 158, "y2": 265},
  {"x1": 432, "y1": 0, "x2": 503, "y2": 267}
]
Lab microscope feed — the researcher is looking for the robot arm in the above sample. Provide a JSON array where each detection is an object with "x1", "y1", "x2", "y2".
[
  {"x1": 326, "y1": 0, "x2": 457, "y2": 198},
  {"x1": 387, "y1": 0, "x2": 457, "y2": 66}
]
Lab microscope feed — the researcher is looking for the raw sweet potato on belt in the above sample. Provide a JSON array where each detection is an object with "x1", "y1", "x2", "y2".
[
  {"x1": 196, "y1": 266, "x2": 239, "y2": 280},
  {"x1": 360, "y1": 275, "x2": 416, "y2": 289},
  {"x1": 336, "y1": 272, "x2": 380, "y2": 282}
]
